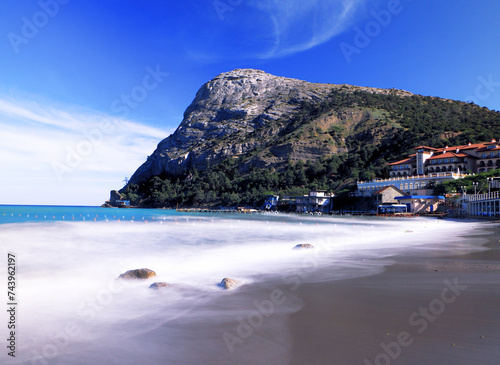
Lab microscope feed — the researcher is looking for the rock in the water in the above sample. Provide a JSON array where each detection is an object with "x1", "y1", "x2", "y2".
[
  {"x1": 118, "y1": 268, "x2": 156, "y2": 280},
  {"x1": 219, "y1": 277, "x2": 238, "y2": 290},
  {"x1": 109, "y1": 190, "x2": 123, "y2": 205},
  {"x1": 149, "y1": 282, "x2": 170, "y2": 290},
  {"x1": 293, "y1": 243, "x2": 315, "y2": 250}
]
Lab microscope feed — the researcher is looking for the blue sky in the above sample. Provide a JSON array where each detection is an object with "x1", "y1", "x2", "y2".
[{"x1": 1, "y1": 0, "x2": 499, "y2": 205}]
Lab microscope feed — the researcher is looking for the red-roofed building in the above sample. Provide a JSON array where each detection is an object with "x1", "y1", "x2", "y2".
[
  {"x1": 358, "y1": 139, "x2": 500, "y2": 196},
  {"x1": 388, "y1": 156, "x2": 415, "y2": 177},
  {"x1": 425, "y1": 151, "x2": 473, "y2": 174},
  {"x1": 388, "y1": 139, "x2": 500, "y2": 177},
  {"x1": 475, "y1": 141, "x2": 500, "y2": 172}
]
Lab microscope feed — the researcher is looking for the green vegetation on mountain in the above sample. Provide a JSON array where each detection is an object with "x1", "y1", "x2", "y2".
[
  {"x1": 323, "y1": 89, "x2": 500, "y2": 156},
  {"x1": 123, "y1": 156, "x2": 345, "y2": 207},
  {"x1": 119, "y1": 70, "x2": 500, "y2": 208}
]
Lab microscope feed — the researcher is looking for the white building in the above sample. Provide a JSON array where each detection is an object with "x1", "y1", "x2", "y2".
[
  {"x1": 294, "y1": 191, "x2": 334, "y2": 213},
  {"x1": 357, "y1": 172, "x2": 466, "y2": 196}
]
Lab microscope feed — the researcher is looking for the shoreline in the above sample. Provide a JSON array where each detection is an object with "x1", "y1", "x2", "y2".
[
  {"x1": 288, "y1": 222, "x2": 500, "y2": 364},
  {"x1": 104, "y1": 203, "x2": 500, "y2": 223}
]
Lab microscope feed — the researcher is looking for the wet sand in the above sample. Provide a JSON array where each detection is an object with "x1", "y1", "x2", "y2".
[
  {"x1": 14, "y1": 218, "x2": 498, "y2": 365},
  {"x1": 289, "y1": 222, "x2": 500, "y2": 364}
]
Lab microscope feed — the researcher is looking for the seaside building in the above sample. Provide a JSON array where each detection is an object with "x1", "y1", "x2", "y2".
[
  {"x1": 357, "y1": 139, "x2": 500, "y2": 196},
  {"x1": 373, "y1": 188, "x2": 445, "y2": 214},
  {"x1": 356, "y1": 172, "x2": 463, "y2": 197},
  {"x1": 394, "y1": 195, "x2": 445, "y2": 213},
  {"x1": 263, "y1": 195, "x2": 279, "y2": 210},
  {"x1": 289, "y1": 191, "x2": 334, "y2": 213},
  {"x1": 373, "y1": 185, "x2": 407, "y2": 205}
]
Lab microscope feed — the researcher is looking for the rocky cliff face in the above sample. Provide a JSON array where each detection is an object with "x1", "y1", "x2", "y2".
[{"x1": 127, "y1": 69, "x2": 412, "y2": 185}]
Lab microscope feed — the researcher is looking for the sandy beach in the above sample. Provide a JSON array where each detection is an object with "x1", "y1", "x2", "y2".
[
  {"x1": 187, "y1": 219, "x2": 500, "y2": 365},
  {"x1": 289, "y1": 222, "x2": 500, "y2": 365},
  {"x1": 3, "y1": 212, "x2": 499, "y2": 365}
]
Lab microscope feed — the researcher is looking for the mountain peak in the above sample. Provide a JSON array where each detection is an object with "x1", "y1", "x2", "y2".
[
  {"x1": 188, "y1": 68, "x2": 331, "y2": 109},
  {"x1": 127, "y1": 70, "x2": 341, "y2": 185},
  {"x1": 215, "y1": 68, "x2": 271, "y2": 78}
]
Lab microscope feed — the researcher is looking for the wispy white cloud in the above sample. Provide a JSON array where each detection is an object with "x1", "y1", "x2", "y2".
[
  {"x1": 0, "y1": 97, "x2": 172, "y2": 206},
  {"x1": 252, "y1": 0, "x2": 369, "y2": 59},
  {"x1": 187, "y1": 0, "x2": 370, "y2": 61}
]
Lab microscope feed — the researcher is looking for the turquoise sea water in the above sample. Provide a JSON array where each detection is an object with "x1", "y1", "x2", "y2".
[{"x1": 0, "y1": 205, "x2": 180, "y2": 224}]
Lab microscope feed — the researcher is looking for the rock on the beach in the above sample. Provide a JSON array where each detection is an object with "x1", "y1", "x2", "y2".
[
  {"x1": 118, "y1": 268, "x2": 156, "y2": 280},
  {"x1": 293, "y1": 243, "x2": 315, "y2": 250},
  {"x1": 149, "y1": 282, "x2": 170, "y2": 290},
  {"x1": 219, "y1": 277, "x2": 238, "y2": 290}
]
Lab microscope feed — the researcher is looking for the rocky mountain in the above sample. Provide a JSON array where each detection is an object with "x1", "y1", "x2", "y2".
[
  {"x1": 119, "y1": 69, "x2": 500, "y2": 207},
  {"x1": 128, "y1": 69, "x2": 414, "y2": 184}
]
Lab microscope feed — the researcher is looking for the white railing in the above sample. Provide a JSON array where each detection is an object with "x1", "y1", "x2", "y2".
[
  {"x1": 466, "y1": 191, "x2": 500, "y2": 202},
  {"x1": 358, "y1": 173, "x2": 469, "y2": 185}
]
